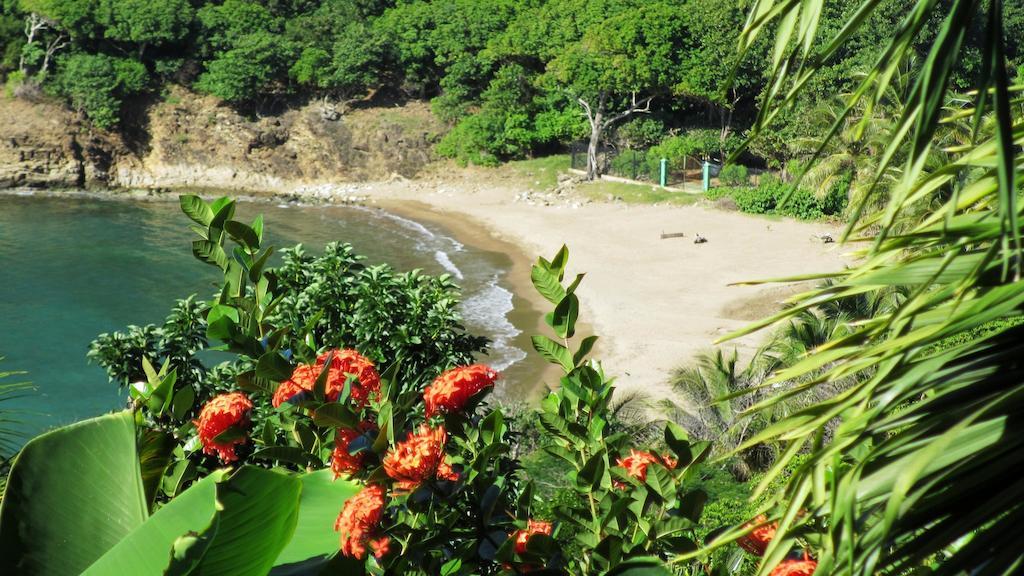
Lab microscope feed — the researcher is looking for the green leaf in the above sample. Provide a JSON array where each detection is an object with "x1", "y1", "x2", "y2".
[
  {"x1": 605, "y1": 556, "x2": 672, "y2": 575},
  {"x1": 664, "y1": 422, "x2": 693, "y2": 467},
  {"x1": 573, "y1": 335, "x2": 599, "y2": 366},
  {"x1": 311, "y1": 403, "x2": 358, "y2": 429},
  {"x1": 172, "y1": 385, "x2": 196, "y2": 421},
  {"x1": 209, "y1": 198, "x2": 236, "y2": 230},
  {"x1": 250, "y1": 447, "x2": 323, "y2": 469},
  {"x1": 273, "y1": 470, "x2": 360, "y2": 568},
  {"x1": 82, "y1": 471, "x2": 226, "y2": 576},
  {"x1": 257, "y1": 352, "x2": 295, "y2": 383},
  {"x1": 173, "y1": 466, "x2": 301, "y2": 576},
  {"x1": 531, "y1": 335, "x2": 574, "y2": 372},
  {"x1": 225, "y1": 221, "x2": 260, "y2": 251},
  {"x1": 551, "y1": 293, "x2": 580, "y2": 339},
  {"x1": 192, "y1": 240, "x2": 229, "y2": 270},
  {"x1": 180, "y1": 195, "x2": 213, "y2": 226},
  {"x1": 138, "y1": 429, "x2": 176, "y2": 510},
  {"x1": 531, "y1": 265, "x2": 566, "y2": 305},
  {"x1": 0, "y1": 411, "x2": 148, "y2": 576}
]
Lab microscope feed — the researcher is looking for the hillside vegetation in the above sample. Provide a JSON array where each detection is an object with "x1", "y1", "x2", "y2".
[{"x1": 5, "y1": 0, "x2": 1024, "y2": 174}]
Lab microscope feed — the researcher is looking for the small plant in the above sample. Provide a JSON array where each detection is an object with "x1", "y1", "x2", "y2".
[{"x1": 718, "y1": 164, "x2": 749, "y2": 187}]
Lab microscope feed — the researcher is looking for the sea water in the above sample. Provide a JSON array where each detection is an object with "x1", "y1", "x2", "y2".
[{"x1": 0, "y1": 192, "x2": 540, "y2": 439}]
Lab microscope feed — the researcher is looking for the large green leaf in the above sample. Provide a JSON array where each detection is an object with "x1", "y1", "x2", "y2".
[
  {"x1": 82, "y1": 471, "x2": 226, "y2": 576},
  {"x1": 183, "y1": 466, "x2": 302, "y2": 576},
  {"x1": 0, "y1": 411, "x2": 148, "y2": 576},
  {"x1": 273, "y1": 470, "x2": 361, "y2": 568}
]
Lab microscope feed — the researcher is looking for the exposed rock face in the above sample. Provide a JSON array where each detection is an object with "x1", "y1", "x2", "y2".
[
  {"x1": 1, "y1": 87, "x2": 447, "y2": 192},
  {"x1": 0, "y1": 98, "x2": 117, "y2": 189}
]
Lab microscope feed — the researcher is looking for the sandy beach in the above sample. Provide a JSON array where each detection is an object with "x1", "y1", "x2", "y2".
[{"x1": 359, "y1": 173, "x2": 851, "y2": 410}]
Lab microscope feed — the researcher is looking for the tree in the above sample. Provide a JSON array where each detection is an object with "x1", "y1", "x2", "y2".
[
  {"x1": 55, "y1": 53, "x2": 146, "y2": 128},
  {"x1": 542, "y1": 1, "x2": 688, "y2": 179},
  {"x1": 98, "y1": 0, "x2": 192, "y2": 59}
]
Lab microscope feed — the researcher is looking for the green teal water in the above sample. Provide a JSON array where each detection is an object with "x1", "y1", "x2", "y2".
[{"x1": 0, "y1": 192, "x2": 537, "y2": 439}]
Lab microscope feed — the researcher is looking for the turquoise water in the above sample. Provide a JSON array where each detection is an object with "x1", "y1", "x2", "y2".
[{"x1": 0, "y1": 192, "x2": 537, "y2": 439}]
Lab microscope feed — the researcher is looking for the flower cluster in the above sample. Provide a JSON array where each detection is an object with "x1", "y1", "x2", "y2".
[
  {"x1": 331, "y1": 422, "x2": 377, "y2": 479},
  {"x1": 616, "y1": 449, "x2": 677, "y2": 482},
  {"x1": 770, "y1": 553, "x2": 818, "y2": 576},
  {"x1": 736, "y1": 514, "x2": 816, "y2": 575},
  {"x1": 272, "y1": 349, "x2": 381, "y2": 408},
  {"x1": 335, "y1": 484, "x2": 390, "y2": 560},
  {"x1": 737, "y1": 514, "x2": 777, "y2": 556},
  {"x1": 329, "y1": 362, "x2": 504, "y2": 559},
  {"x1": 424, "y1": 364, "x2": 500, "y2": 418},
  {"x1": 513, "y1": 520, "x2": 553, "y2": 555},
  {"x1": 195, "y1": 392, "x2": 254, "y2": 463},
  {"x1": 382, "y1": 424, "x2": 452, "y2": 491}
]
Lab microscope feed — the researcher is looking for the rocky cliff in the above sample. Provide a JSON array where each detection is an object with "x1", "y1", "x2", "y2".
[{"x1": 0, "y1": 87, "x2": 447, "y2": 192}]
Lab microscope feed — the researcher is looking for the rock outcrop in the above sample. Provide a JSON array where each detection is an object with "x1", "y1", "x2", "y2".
[{"x1": 1, "y1": 87, "x2": 447, "y2": 192}]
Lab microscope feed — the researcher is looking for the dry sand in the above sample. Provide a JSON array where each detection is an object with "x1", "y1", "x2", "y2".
[{"x1": 362, "y1": 177, "x2": 851, "y2": 408}]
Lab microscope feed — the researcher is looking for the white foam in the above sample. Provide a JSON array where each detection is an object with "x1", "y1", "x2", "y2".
[
  {"x1": 460, "y1": 274, "x2": 527, "y2": 371},
  {"x1": 434, "y1": 250, "x2": 464, "y2": 279}
]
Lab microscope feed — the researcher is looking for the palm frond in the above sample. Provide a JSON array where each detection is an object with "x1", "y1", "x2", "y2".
[{"x1": 702, "y1": 1, "x2": 1024, "y2": 574}]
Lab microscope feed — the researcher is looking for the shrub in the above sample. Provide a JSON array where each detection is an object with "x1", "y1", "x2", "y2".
[
  {"x1": 710, "y1": 176, "x2": 846, "y2": 220},
  {"x1": 719, "y1": 164, "x2": 749, "y2": 187},
  {"x1": 54, "y1": 53, "x2": 149, "y2": 128}
]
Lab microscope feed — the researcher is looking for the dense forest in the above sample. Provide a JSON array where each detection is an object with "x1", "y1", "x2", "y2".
[{"x1": 2, "y1": 0, "x2": 1024, "y2": 170}]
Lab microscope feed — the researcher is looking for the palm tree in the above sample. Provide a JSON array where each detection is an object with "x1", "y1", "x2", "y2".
[
  {"x1": 701, "y1": 0, "x2": 1024, "y2": 574},
  {"x1": 0, "y1": 360, "x2": 32, "y2": 499}
]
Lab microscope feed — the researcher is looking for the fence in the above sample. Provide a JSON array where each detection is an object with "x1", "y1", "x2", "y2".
[{"x1": 569, "y1": 142, "x2": 773, "y2": 190}]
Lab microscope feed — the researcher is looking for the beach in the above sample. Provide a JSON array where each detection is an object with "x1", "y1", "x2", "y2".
[{"x1": 361, "y1": 174, "x2": 852, "y2": 410}]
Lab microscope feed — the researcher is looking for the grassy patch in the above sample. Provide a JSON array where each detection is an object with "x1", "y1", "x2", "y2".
[
  {"x1": 498, "y1": 155, "x2": 569, "y2": 190},
  {"x1": 581, "y1": 179, "x2": 703, "y2": 206}
]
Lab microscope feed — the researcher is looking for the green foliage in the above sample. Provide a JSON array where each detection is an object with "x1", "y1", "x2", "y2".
[
  {"x1": 194, "y1": 32, "x2": 293, "y2": 104},
  {"x1": 99, "y1": 0, "x2": 192, "y2": 49},
  {"x1": 708, "y1": 177, "x2": 847, "y2": 221},
  {"x1": 0, "y1": 411, "x2": 148, "y2": 576},
  {"x1": 87, "y1": 196, "x2": 488, "y2": 510},
  {"x1": 0, "y1": 360, "x2": 31, "y2": 460},
  {"x1": 54, "y1": 53, "x2": 148, "y2": 128},
  {"x1": 718, "y1": 165, "x2": 749, "y2": 187}
]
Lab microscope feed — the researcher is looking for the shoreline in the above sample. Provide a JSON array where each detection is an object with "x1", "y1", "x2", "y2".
[{"x1": 4, "y1": 178, "x2": 851, "y2": 414}]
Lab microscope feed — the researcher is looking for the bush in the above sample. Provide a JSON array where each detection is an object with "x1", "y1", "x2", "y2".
[
  {"x1": 55, "y1": 53, "x2": 149, "y2": 128},
  {"x1": 719, "y1": 164, "x2": 749, "y2": 186},
  {"x1": 710, "y1": 176, "x2": 847, "y2": 220}
]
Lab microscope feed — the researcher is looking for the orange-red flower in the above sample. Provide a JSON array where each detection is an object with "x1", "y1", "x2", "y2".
[
  {"x1": 272, "y1": 349, "x2": 381, "y2": 408},
  {"x1": 617, "y1": 449, "x2": 674, "y2": 481},
  {"x1": 194, "y1": 392, "x2": 253, "y2": 463},
  {"x1": 436, "y1": 454, "x2": 459, "y2": 482},
  {"x1": 368, "y1": 536, "x2": 391, "y2": 559},
  {"x1": 513, "y1": 519, "x2": 553, "y2": 555},
  {"x1": 423, "y1": 364, "x2": 500, "y2": 417},
  {"x1": 737, "y1": 514, "x2": 778, "y2": 556},
  {"x1": 335, "y1": 484, "x2": 387, "y2": 559},
  {"x1": 382, "y1": 425, "x2": 448, "y2": 489},
  {"x1": 769, "y1": 554, "x2": 817, "y2": 576}
]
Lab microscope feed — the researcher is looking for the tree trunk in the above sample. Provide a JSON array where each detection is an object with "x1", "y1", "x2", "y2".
[{"x1": 584, "y1": 95, "x2": 605, "y2": 181}]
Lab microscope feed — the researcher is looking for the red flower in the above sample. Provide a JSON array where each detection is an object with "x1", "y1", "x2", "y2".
[
  {"x1": 769, "y1": 554, "x2": 817, "y2": 576},
  {"x1": 368, "y1": 536, "x2": 391, "y2": 559},
  {"x1": 382, "y1": 425, "x2": 448, "y2": 489},
  {"x1": 272, "y1": 349, "x2": 381, "y2": 408},
  {"x1": 513, "y1": 519, "x2": 553, "y2": 555},
  {"x1": 423, "y1": 364, "x2": 500, "y2": 418},
  {"x1": 616, "y1": 449, "x2": 667, "y2": 481},
  {"x1": 194, "y1": 392, "x2": 253, "y2": 463},
  {"x1": 737, "y1": 514, "x2": 778, "y2": 556},
  {"x1": 335, "y1": 484, "x2": 387, "y2": 559},
  {"x1": 436, "y1": 454, "x2": 460, "y2": 482}
]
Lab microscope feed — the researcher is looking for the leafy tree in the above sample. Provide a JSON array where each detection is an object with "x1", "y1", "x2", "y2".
[
  {"x1": 195, "y1": 31, "x2": 294, "y2": 105},
  {"x1": 54, "y1": 52, "x2": 147, "y2": 128},
  {"x1": 98, "y1": 0, "x2": 193, "y2": 58}
]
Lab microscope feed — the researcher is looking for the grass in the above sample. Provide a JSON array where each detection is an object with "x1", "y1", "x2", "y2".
[
  {"x1": 499, "y1": 154, "x2": 569, "y2": 191},
  {"x1": 579, "y1": 180, "x2": 703, "y2": 206}
]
